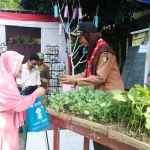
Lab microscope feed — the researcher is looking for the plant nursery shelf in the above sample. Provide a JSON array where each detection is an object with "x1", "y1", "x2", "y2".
[{"x1": 46, "y1": 108, "x2": 150, "y2": 150}]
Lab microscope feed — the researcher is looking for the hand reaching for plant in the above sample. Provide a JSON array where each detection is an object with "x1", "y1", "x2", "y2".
[
  {"x1": 36, "y1": 87, "x2": 46, "y2": 96},
  {"x1": 60, "y1": 75, "x2": 76, "y2": 84}
]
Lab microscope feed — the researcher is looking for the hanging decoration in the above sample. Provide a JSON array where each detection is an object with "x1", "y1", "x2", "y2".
[
  {"x1": 82, "y1": 47, "x2": 86, "y2": 55},
  {"x1": 52, "y1": 0, "x2": 88, "y2": 75},
  {"x1": 54, "y1": 4, "x2": 58, "y2": 18},
  {"x1": 94, "y1": 16, "x2": 99, "y2": 28},
  {"x1": 65, "y1": 22, "x2": 70, "y2": 32},
  {"x1": 78, "y1": 7, "x2": 82, "y2": 19},
  {"x1": 94, "y1": 6, "x2": 99, "y2": 28},
  {"x1": 64, "y1": 5, "x2": 68, "y2": 18},
  {"x1": 73, "y1": 8, "x2": 77, "y2": 19},
  {"x1": 65, "y1": 45, "x2": 69, "y2": 53},
  {"x1": 59, "y1": 24, "x2": 62, "y2": 36}
]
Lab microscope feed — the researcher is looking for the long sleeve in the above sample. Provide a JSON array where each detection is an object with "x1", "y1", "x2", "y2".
[
  {"x1": 77, "y1": 52, "x2": 115, "y2": 86},
  {"x1": 12, "y1": 91, "x2": 40, "y2": 112},
  {"x1": 45, "y1": 65, "x2": 50, "y2": 79}
]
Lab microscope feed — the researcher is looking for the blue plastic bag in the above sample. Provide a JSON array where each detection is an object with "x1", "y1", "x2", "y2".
[{"x1": 27, "y1": 96, "x2": 50, "y2": 132}]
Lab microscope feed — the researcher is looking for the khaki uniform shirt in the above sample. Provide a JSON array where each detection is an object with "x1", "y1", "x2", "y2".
[
  {"x1": 40, "y1": 64, "x2": 50, "y2": 89},
  {"x1": 74, "y1": 52, "x2": 124, "y2": 91}
]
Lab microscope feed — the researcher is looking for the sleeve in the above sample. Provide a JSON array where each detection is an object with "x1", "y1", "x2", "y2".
[
  {"x1": 77, "y1": 52, "x2": 115, "y2": 86},
  {"x1": 12, "y1": 91, "x2": 40, "y2": 112},
  {"x1": 16, "y1": 77, "x2": 22, "y2": 85},
  {"x1": 36, "y1": 70, "x2": 41, "y2": 86},
  {"x1": 45, "y1": 66, "x2": 50, "y2": 79}
]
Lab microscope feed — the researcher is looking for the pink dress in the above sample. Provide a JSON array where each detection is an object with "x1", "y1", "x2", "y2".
[{"x1": 0, "y1": 92, "x2": 39, "y2": 150}]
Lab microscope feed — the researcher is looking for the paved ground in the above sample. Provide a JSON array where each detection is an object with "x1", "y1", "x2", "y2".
[
  {"x1": 19, "y1": 133, "x2": 26, "y2": 150},
  {"x1": 19, "y1": 122, "x2": 53, "y2": 150}
]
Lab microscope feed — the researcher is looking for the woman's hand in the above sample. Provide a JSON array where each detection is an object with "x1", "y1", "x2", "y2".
[
  {"x1": 36, "y1": 87, "x2": 46, "y2": 96},
  {"x1": 60, "y1": 75, "x2": 76, "y2": 84}
]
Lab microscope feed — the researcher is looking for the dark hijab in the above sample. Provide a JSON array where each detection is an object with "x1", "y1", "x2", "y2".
[{"x1": 82, "y1": 32, "x2": 115, "y2": 75}]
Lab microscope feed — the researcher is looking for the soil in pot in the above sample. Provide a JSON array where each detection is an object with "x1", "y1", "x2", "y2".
[
  {"x1": 126, "y1": 130, "x2": 132, "y2": 137},
  {"x1": 141, "y1": 134, "x2": 148, "y2": 143},
  {"x1": 131, "y1": 132, "x2": 137, "y2": 138},
  {"x1": 135, "y1": 135, "x2": 142, "y2": 141},
  {"x1": 147, "y1": 138, "x2": 150, "y2": 144},
  {"x1": 121, "y1": 128, "x2": 126, "y2": 135}
]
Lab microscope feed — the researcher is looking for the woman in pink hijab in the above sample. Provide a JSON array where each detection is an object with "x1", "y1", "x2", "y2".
[{"x1": 0, "y1": 51, "x2": 46, "y2": 150}]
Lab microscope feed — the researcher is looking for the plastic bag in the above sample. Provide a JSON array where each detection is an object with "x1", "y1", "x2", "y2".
[{"x1": 27, "y1": 96, "x2": 50, "y2": 132}]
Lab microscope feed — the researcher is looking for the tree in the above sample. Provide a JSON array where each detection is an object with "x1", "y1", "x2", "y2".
[
  {"x1": 0, "y1": 0, "x2": 21, "y2": 9},
  {"x1": 80, "y1": 0, "x2": 150, "y2": 70},
  {"x1": 20, "y1": 0, "x2": 150, "y2": 73}
]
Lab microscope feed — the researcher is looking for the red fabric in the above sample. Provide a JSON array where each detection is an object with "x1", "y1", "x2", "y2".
[
  {"x1": 42, "y1": 62, "x2": 45, "y2": 66},
  {"x1": 0, "y1": 11, "x2": 60, "y2": 22},
  {"x1": 87, "y1": 40, "x2": 107, "y2": 77}
]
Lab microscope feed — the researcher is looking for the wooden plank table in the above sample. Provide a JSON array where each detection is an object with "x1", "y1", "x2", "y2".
[{"x1": 50, "y1": 114, "x2": 138, "y2": 150}]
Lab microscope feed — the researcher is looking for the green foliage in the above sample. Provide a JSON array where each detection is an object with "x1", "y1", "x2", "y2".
[
  {"x1": 7, "y1": 38, "x2": 39, "y2": 45},
  {"x1": 41, "y1": 77, "x2": 47, "y2": 83},
  {"x1": 20, "y1": 0, "x2": 150, "y2": 71},
  {"x1": 20, "y1": 0, "x2": 53, "y2": 13},
  {"x1": 37, "y1": 66, "x2": 44, "y2": 71},
  {"x1": 47, "y1": 84, "x2": 150, "y2": 137},
  {"x1": 48, "y1": 88, "x2": 114, "y2": 123},
  {"x1": 20, "y1": 0, "x2": 150, "y2": 38},
  {"x1": 0, "y1": 0, "x2": 21, "y2": 9},
  {"x1": 37, "y1": 66, "x2": 47, "y2": 83},
  {"x1": 81, "y1": 0, "x2": 150, "y2": 40}
]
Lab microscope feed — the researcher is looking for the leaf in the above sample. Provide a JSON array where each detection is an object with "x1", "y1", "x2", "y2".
[
  {"x1": 111, "y1": 89, "x2": 123, "y2": 95},
  {"x1": 134, "y1": 84, "x2": 149, "y2": 97},
  {"x1": 51, "y1": 104, "x2": 59, "y2": 112},
  {"x1": 69, "y1": 106, "x2": 75, "y2": 111},
  {"x1": 41, "y1": 78, "x2": 47, "y2": 82},
  {"x1": 133, "y1": 109, "x2": 143, "y2": 116},
  {"x1": 144, "y1": 113, "x2": 150, "y2": 118},
  {"x1": 145, "y1": 118, "x2": 150, "y2": 129},
  {"x1": 84, "y1": 110, "x2": 89, "y2": 115},
  {"x1": 88, "y1": 116, "x2": 93, "y2": 121},
  {"x1": 128, "y1": 88, "x2": 138, "y2": 101},
  {"x1": 136, "y1": 105, "x2": 143, "y2": 114},
  {"x1": 37, "y1": 66, "x2": 44, "y2": 71},
  {"x1": 113, "y1": 94, "x2": 126, "y2": 102},
  {"x1": 131, "y1": 120, "x2": 138, "y2": 125},
  {"x1": 147, "y1": 107, "x2": 150, "y2": 113}
]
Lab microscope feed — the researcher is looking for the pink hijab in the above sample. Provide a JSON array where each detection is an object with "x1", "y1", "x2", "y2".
[{"x1": 0, "y1": 51, "x2": 25, "y2": 127}]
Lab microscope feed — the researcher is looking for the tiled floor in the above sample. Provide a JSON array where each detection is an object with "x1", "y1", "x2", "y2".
[
  {"x1": 19, "y1": 133, "x2": 26, "y2": 150},
  {"x1": 25, "y1": 130, "x2": 94, "y2": 150}
]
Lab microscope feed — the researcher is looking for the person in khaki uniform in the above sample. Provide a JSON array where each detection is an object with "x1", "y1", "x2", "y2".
[
  {"x1": 60, "y1": 21, "x2": 124, "y2": 150},
  {"x1": 37, "y1": 52, "x2": 50, "y2": 94}
]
